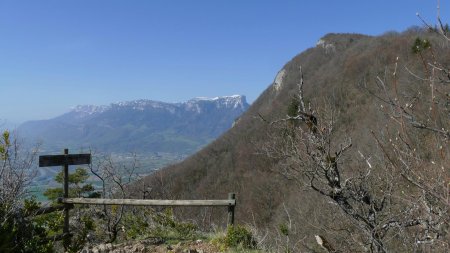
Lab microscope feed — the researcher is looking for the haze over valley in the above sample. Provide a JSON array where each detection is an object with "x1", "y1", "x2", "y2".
[{"x1": 20, "y1": 95, "x2": 249, "y2": 195}]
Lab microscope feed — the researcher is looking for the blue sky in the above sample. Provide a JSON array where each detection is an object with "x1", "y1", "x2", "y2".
[{"x1": 0, "y1": 0, "x2": 447, "y2": 124}]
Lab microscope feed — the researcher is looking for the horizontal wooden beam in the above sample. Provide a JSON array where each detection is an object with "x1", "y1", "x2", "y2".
[{"x1": 61, "y1": 198, "x2": 236, "y2": 207}]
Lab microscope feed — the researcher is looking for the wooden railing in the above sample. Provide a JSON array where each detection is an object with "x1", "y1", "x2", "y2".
[{"x1": 38, "y1": 149, "x2": 236, "y2": 243}]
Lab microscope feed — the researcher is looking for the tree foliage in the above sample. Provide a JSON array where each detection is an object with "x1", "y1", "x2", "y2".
[
  {"x1": 44, "y1": 167, "x2": 96, "y2": 201},
  {"x1": 0, "y1": 131, "x2": 54, "y2": 252}
]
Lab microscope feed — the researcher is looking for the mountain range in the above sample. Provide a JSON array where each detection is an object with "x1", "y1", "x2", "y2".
[{"x1": 18, "y1": 95, "x2": 249, "y2": 154}]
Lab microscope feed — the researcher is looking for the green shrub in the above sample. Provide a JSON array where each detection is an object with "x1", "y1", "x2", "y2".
[
  {"x1": 225, "y1": 225, "x2": 255, "y2": 249},
  {"x1": 279, "y1": 223, "x2": 289, "y2": 236},
  {"x1": 153, "y1": 209, "x2": 198, "y2": 240},
  {"x1": 0, "y1": 197, "x2": 54, "y2": 253},
  {"x1": 123, "y1": 211, "x2": 150, "y2": 240}
]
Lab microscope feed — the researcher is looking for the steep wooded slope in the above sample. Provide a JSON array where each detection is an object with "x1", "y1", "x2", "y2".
[{"x1": 131, "y1": 30, "x2": 449, "y2": 250}]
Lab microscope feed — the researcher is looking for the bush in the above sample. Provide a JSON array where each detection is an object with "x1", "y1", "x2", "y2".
[
  {"x1": 0, "y1": 197, "x2": 54, "y2": 253},
  {"x1": 225, "y1": 225, "x2": 256, "y2": 249},
  {"x1": 152, "y1": 208, "x2": 198, "y2": 240}
]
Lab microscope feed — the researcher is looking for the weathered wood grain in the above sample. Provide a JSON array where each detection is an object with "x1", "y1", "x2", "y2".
[{"x1": 61, "y1": 198, "x2": 236, "y2": 207}]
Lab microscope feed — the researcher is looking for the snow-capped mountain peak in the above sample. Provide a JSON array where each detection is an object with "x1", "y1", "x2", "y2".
[
  {"x1": 72, "y1": 105, "x2": 108, "y2": 115},
  {"x1": 187, "y1": 95, "x2": 248, "y2": 110},
  {"x1": 70, "y1": 95, "x2": 248, "y2": 115}
]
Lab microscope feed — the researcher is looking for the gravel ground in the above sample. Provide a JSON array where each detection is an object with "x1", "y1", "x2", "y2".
[{"x1": 79, "y1": 238, "x2": 221, "y2": 253}]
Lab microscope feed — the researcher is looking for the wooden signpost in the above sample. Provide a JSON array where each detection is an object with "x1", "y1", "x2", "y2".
[{"x1": 39, "y1": 149, "x2": 91, "y2": 242}]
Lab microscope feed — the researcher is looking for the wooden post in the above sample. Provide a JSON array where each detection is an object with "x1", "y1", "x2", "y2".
[
  {"x1": 227, "y1": 193, "x2": 235, "y2": 226},
  {"x1": 63, "y1": 148, "x2": 70, "y2": 246}
]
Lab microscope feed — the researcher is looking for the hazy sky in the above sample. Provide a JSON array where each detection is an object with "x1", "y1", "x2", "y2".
[{"x1": 0, "y1": 0, "x2": 447, "y2": 124}]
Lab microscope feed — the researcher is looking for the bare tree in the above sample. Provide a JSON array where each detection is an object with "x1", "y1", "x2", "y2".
[
  {"x1": 89, "y1": 152, "x2": 140, "y2": 243},
  {"x1": 366, "y1": 30, "x2": 449, "y2": 250},
  {"x1": 0, "y1": 130, "x2": 39, "y2": 225},
  {"x1": 260, "y1": 64, "x2": 449, "y2": 252}
]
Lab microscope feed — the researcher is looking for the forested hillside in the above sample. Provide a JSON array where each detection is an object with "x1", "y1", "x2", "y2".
[{"x1": 132, "y1": 29, "x2": 449, "y2": 252}]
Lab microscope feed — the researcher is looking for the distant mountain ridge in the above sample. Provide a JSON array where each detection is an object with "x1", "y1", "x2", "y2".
[
  {"x1": 18, "y1": 95, "x2": 249, "y2": 153},
  {"x1": 71, "y1": 95, "x2": 247, "y2": 115}
]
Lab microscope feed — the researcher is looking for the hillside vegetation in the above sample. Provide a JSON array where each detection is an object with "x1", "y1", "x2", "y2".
[{"x1": 131, "y1": 29, "x2": 449, "y2": 252}]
